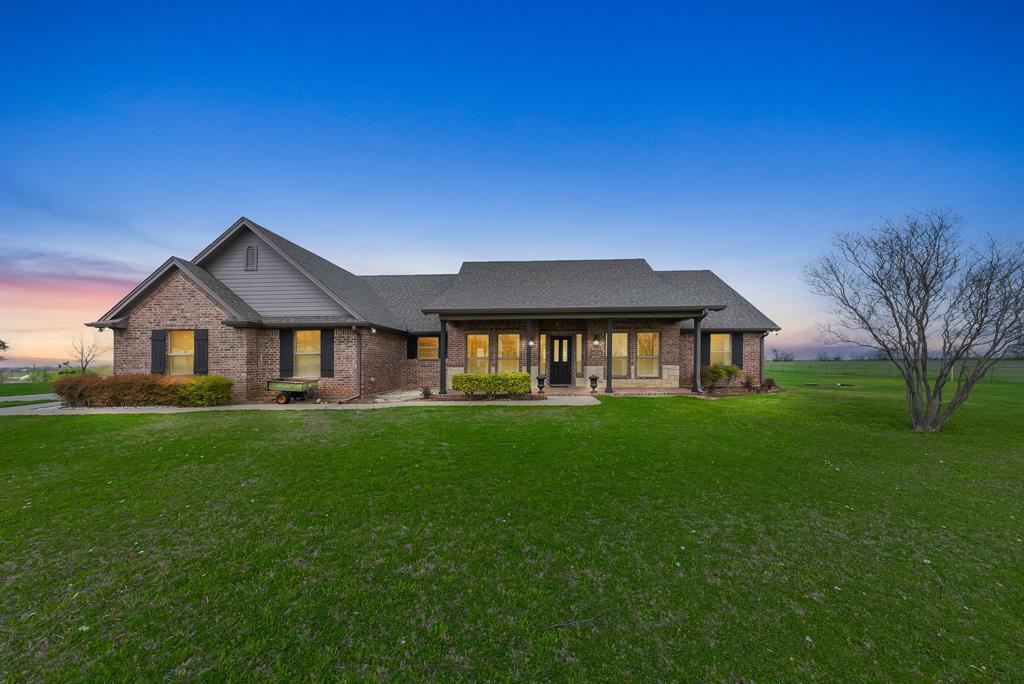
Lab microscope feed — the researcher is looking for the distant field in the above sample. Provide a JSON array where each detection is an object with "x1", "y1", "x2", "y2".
[
  {"x1": 765, "y1": 359, "x2": 1024, "y2": 384},
  {"x1": 0, "y1": 381, "x2": 54, "y2": 396}
]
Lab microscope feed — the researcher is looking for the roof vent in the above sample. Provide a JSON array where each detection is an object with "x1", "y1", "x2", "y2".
[{"x1": 245, "y1": 245, "x2": 258, "y2": 271}]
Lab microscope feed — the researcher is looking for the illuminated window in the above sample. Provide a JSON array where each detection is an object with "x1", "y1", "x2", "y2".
[
  {"x1": 294, "y1": 330, "x2": 321, "y2": 377},
  {"x1": 539, "y1": 334, "x2": 547, "y2": 374},
  {"x1": 612, "y1": 332, "x2": 628, "y2": 377},
  {"x1": 710, "y1": 334, "x2": 731, "y2": 366},
  {"x1": 417, "y1": 336, "x2": 439, "y2": 360},
  {"x1": 637, "y1": 332, "x2": 660, "y2": 377},
  {"x1": 575, "y1": 333, "x2": 583, "y2": 374},
  {"x1": 497, "y1": 334, "x2": 520, "y2": 373},
  {"x1": 167, "y1": 330, "x2": 194, "y2": 375},
  {"x1": 467, "y1": 334, "x2": 489, "y2": 374}
]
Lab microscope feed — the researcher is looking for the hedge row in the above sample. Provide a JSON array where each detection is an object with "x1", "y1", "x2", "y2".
[
  {"x1": 451, "y1": 372, "x2": 531, "y2": 396},
  {"x1": 54, "y1": 374, "x2": 234, "y2": 407}
]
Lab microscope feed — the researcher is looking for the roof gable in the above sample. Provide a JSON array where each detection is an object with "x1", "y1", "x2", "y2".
[
  {"x1": 193, "y1": 218, "x2": 403, "y2": 329},
  {"x1": 88, "y1": 257, "x2": 259, "y2": 328}
]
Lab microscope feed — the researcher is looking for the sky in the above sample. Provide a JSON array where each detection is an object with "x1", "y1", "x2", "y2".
[{"x1": 1, "y1": 2, "x2": 1022, "y2": 364}]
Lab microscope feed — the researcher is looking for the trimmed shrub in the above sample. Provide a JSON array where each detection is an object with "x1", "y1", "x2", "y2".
[
  {"x1": 761, "y1": 376, "x2": 778, "y2": 391},
  {"x1": 178, "y1": 375, "x2": 233, "y2": 406},
  {"x1": 700, "y1": 363, "x2": 742, "y2": 390},
  {"x1": 451, "y1": 372, "x2": 531, "y2": 397},
  {"x1": 54, "y1": 374, "x2": 233, "y2": 407}
]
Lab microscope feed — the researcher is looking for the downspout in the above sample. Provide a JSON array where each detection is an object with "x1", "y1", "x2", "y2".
[
  {"x1": 354, "y1": 325, "x2": 363, "y2": 398},
  {"x1": 760, "y1": 331, "x2": 769, "y2": 384},
  {"x1": 693, "y1": 309, "x2": 708, "y2": 394}
]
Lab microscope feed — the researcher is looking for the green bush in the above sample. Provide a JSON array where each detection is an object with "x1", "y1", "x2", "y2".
[
  {"x1": 699, "y1": 363, "x2": 742, "y2": 390},
  {"x1": 54, "y1": 374, "x2": 234, "y2": 407},
  {"x1": 451, "y1": 372, "x2": 531, "y2": 397},
  {"x1": 178, "y1": 375, "x2": 234, "y2": 406}
]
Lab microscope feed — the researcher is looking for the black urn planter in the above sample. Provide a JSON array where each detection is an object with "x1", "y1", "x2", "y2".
[
  {"x1": 536, "y1": 375, "x2": 546, "y2": 393},
  {"x1": 588, "y1": 374, "x2": 600, "y2": 393}
]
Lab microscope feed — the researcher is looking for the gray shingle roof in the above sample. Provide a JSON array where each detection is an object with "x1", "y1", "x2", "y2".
[
  {"x1": 662, "y1": 271, "x2": 780, "y2": 331},
  {"x1": 422, "y1": 259, "x2": 726, "y2": 313},
  {"x1": 363, "y1": 274, "x2": 458, "y2": 332},
  {"x1": 247, "y1": 221, "x2": 406, "y2": 330}
]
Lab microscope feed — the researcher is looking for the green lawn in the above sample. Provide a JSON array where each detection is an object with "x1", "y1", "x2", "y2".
[
  {"x1": 0, "y1": 381, "x2": 53, "y2": 396},
  {"x1": 2, "y1": 372, "x2": 1022, "y2": 681},
  {"x1": 0, "y1": 399, "x2": 56, "y2": 408}
]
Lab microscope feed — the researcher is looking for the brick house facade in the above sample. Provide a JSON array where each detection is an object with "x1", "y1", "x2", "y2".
[{"x1": 90, "y1": 218, "x2": 778, "y2": 401}]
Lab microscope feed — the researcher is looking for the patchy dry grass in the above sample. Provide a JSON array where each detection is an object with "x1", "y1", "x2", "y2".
[{"x1": 1, "y1": 372, "x2": 1022, "y2": 681}]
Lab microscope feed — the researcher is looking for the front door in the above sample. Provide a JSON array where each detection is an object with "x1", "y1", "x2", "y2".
[{"x1": 549, "y1": 336, "x2": 572, "y2": 385}]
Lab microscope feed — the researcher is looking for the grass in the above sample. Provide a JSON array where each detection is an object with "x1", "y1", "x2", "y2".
[
  {"x1": 1, "y1": 372, "x2": 1022, "y2": 681},
  {"x1": 765, "y1": 358, "x2": 1024, "y2": 384},
  {"x1": 0, "y1": 381, "x2": 53, "y2": 396},
  {"x1": 0, "y1": 399, "x2": 56, "y2": 408}
]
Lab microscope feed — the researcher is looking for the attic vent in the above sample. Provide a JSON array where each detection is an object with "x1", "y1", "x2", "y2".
[{"x1": 245, "y1": 245, "x2": 258, "y2": 271}]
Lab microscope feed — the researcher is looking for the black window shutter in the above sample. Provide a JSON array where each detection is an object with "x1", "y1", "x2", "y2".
[
  {"x1": 700, "y1": 332, "x2": 711, "y2": 366},
  {"x1": 279, "y1": 329, "x2": 294, "y2": 377},
  {"x1": 151, "y1": 330, "x2": 166, "y2": 374},
  {"x1": 320, "y1": 329, "x2": 334, "y2": 378},
  {"x1": 407, "y1": 335, "x2": 418, "y2": 359},
  {"x1": 731, "y1": 333, "x2": 744, "y2": 368},
  {"x1": 193, "y1": 329, "x2": 209, "y2": 375}
]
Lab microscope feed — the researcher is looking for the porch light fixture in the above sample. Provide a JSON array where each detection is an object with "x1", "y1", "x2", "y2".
[
  {"x1": 592, "y1": 335, "x2": 601, "y2": 346},
  {"x1": 528, "y1": 339, "x2": 534, "y2": 346},
  {"x1": 370, "y1": 327, "x2": 377, "y2": 334}
]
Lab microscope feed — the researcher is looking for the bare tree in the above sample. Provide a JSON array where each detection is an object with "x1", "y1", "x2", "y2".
[
  {"x1": 69, "y1": 332, "x2": 109, "y2": 374},
  {"x1": 770, "y1": 348, "x2": 795, "y2": 362},
  {"x1": 805, "y1": 210, "x2": 1024, "y2": 432}
]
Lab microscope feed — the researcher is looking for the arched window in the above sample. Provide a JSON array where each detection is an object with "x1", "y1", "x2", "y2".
[{"x1": 245, "y1": 245, "x2": 258, "y2": 271}]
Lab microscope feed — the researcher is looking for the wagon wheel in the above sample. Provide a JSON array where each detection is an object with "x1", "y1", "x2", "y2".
[{"x1": 275, "y1": 392, "x2": 290, "y2": 404}]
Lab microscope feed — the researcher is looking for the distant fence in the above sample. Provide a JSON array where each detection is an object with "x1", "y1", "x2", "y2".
[{"x1": 764, "y1": 359, "x2": 1024, "y2": 384}]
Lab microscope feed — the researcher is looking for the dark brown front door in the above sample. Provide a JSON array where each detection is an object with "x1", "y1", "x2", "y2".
[{"x1": 549, "y1": 336, "x2": 572, "y2": 385}]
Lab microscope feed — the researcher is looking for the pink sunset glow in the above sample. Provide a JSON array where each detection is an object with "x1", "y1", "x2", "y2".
[{"x1": 0, "y1": 252, "x2": 147, "y2": 365}]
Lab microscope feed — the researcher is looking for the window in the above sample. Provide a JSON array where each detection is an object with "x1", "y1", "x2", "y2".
[
  {"x1": 167, "y1": 330, "x2": 195, "y2": 375},
  {"x1": 497, "y1": 334, "x2": 520, "y2": 373},
  {"x1": 294, "y1": 330, "x2": 321, "y2": 377},
  {"x1": 709, "y1": 334, "x2": 731, "y2": 366},
  {"x1": 245, "y1": 245, "x2": 258, "y2": 271},
  {"x1": 637, "y1": 332, "x2": 660, "y2": 377},
  {"x1": 539, "y1": 334, "x2": 547, "y2": 374},
  {"x1": 417, "y1": 336, "x2": 439, "y2": 360},
  {"x1": 575, "y1": 333, "x2": 583, "y2": 374},
  {"x1": 467, "y1": 334, "x2": 489, "y2": 374},
  {"x1": 612, "y1": 332, "x2": 628, "y2": 377}
]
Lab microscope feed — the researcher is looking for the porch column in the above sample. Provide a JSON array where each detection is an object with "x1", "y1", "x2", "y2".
[
  {"x1": 605, "y1": 318, "x2": 614, "y2": 393},
  {"x1": 438, "y1": 318, "x2": 448, "y2": 395},
  {"x1": 525, "y1": 319, "x2": 533, "y2": 379},
  {"x1": 693, "y1": 310, "x2": 706, "y2": 393}
]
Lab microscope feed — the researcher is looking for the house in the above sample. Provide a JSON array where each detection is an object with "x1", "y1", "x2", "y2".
[{"x1": 87, "y1": 217, "x2": 779, "y2": 400}]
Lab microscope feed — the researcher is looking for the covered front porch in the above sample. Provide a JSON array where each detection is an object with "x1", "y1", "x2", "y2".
[{"x1": 431, "y1": 312, "x2": 716, "y2": 395}]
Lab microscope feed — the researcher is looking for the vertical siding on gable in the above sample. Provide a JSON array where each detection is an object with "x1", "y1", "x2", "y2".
[{"x1": 205, "y1": 230, "x2": 345, "y2": 316}]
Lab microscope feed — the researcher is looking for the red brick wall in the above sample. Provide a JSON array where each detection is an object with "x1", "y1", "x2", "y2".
[
  {"x1": 678, "y1": 331, "x2": 765, "y2": 388},
  {"x1": 113, "y1": 271, "x2": 254, "y2": 398}
]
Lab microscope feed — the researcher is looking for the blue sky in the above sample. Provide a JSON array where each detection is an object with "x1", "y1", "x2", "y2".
[{"x1": 1, "y1": 2, "x2": 1022, "y2": 362}]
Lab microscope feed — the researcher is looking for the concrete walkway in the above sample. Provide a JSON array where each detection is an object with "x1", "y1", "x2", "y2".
[
  {"x1": 1, "y1": 393, "x2": 58, "y2": 402},
  {"x1": 0, "y1": 395, "x2": 600, "y2": 416}
]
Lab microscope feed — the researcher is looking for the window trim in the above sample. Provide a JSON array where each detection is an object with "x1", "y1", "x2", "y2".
[
  {"x1": 709, "y1": 333, "x2": 732, "y2": 366},
  {"x1": 575, "y1": 333, "x2": 584, "y2": 375},
  {"x1": 466, "y1": 333, "x2": 490, "y2": 374},
  {"x1": 417, "y1": 336, "x2": 440, "y2": 360},
  {"x1": 637, "y1": 331, "x2": 661, "y2": 378},
  {"x1": 497, "y1": 333, "x2": 520, "y2": 374},
  {"x1": 167, "y1": 329, "x2": 195, "y2": 376},
  {"x1": 611, "y1": 331, "x2": 629, "y2": 378},
  {"x1": 293, "y1": 329, "x2": 322, "y2": 378}
]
